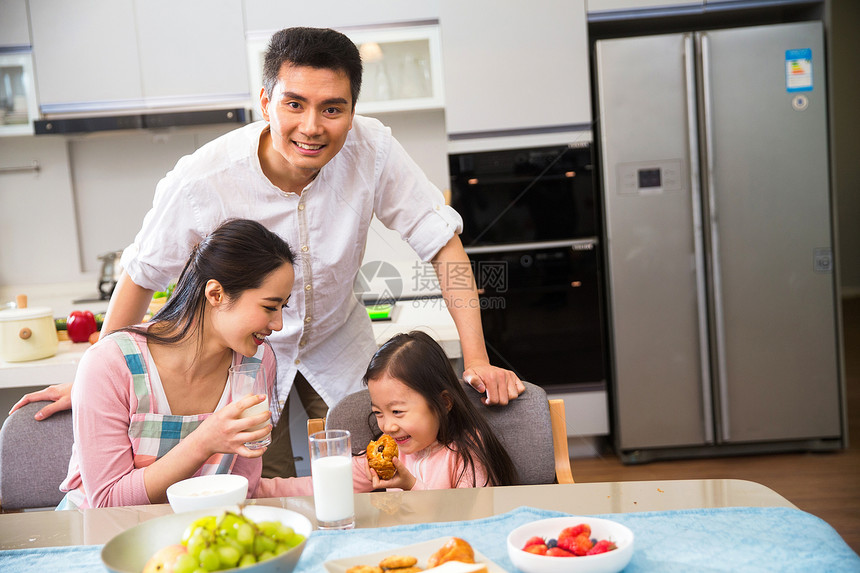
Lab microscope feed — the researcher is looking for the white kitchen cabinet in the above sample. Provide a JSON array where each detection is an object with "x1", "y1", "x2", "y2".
[
  {"x1": 0, "y1": 0, "x2": 30, "y2": 47},
  {"x1": 439, "y1": 0, "x2": 591, "y2": 137},
  {"x1": 134, "y1": 0, "x2": 248, "y2": 106},
  {"x1": 29, "y1": 0, "x2": 249, "y2": 115},
  {"x1": 0, "y1": 136, "x2": 82, "y2": 286},
  {"x1": 347, "y1": 26, "x2": 444, "y2": 115},
  {"x1": 29, "y1": 0, "x2": 141, "y2": 113},
  {"x1": 243, "y1": 0, "x2": 440, "y2": 32}
]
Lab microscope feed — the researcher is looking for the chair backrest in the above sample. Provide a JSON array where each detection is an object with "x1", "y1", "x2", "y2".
[
  {"x1": 312, "y1": 381, "x2": 573, "y2": 485},
  {"x1": 0, "y1": 401, "x2": 74, "y2": 510}
]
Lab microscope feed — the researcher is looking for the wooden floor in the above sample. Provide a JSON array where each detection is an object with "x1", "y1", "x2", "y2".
[{"x1": 571, "y1": 296, "x2": 860, "y2": 555}]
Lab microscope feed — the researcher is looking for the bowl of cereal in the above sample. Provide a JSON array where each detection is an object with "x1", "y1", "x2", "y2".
[{"x1": 166, "y1": 474, "x2": 249, "y2": 513}]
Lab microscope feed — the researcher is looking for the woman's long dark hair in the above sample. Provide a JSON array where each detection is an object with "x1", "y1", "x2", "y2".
[
  {"x1": 121, "y1": 218, "x2": 295, "y2": 350},
  {"x1": 363, "y1": 331, "x2": 518, "y2": 487}
]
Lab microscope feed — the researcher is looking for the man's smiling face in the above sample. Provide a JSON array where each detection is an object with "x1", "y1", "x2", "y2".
[{"x1": 260, "y1": 63, "x2": 355, "y2": 181}]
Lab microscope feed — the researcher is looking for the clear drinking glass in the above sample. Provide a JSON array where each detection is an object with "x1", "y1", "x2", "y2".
[
  {"x1": 308, "y1": 430, "x2": 355, "y2": 530},
  {"x1": 228, "y1": 362, "x2": 271, "y2": 449}
]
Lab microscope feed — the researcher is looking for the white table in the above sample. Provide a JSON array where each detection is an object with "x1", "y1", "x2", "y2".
[{"x1": 0, "y1": 479, "x2": 796, "y2": 550}]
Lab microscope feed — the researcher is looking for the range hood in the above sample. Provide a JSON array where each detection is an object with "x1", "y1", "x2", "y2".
[{"x1": 35, "y1": 107, "x2": 247, "y2": 135}]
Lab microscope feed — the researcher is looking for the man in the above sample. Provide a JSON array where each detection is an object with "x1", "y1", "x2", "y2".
[{"x1": 11, "y1": 27, "x2": 523, "y2": 478}]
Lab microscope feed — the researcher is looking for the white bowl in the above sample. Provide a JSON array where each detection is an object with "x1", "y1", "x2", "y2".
[
  {"x1": 507, "y1": 516, "x2": 634, "y2": 573},
  {"x1": 102, "y1": 504, "x2": 312, "y2": 573},
  {"x1": 166, "y1": 474, "x2": 249, "y2": 513}
]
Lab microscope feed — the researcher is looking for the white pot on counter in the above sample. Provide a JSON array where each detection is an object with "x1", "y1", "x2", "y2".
[{"x1": 0, "y1": 296, "x2": 59, "y2": 362}]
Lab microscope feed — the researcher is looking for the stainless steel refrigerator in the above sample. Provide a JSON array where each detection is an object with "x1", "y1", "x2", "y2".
[{"x1": 595, "y1": 21, "x2": 845, "y2": 462}]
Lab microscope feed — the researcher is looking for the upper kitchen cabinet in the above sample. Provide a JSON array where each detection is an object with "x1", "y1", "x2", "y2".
[
  {"x1": 29, "y1": 0, "x2": 249, "y2": 115},
  {"x1": 243, "y1": 0, "x2": 440, "y2": 31},
  {"x1": 439, "y1": 0, "x2": 591, "y2": 137},
  {"x1": 0, "y1": 0, "x2": 31, "y2": 47},
  {"x1": 347, "y1": 26, "x2": 444, "y2": 115}
]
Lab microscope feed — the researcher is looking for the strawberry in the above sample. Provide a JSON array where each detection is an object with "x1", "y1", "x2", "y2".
[
  {"x1": 557, "y1": 534, "x2": 593, "y2": 556},
  {"x1": 546, "y1": 546, "x2": 574, "y2": 557},
  {"x1": 522, "y1": 536, "x2": 546, "y2": 549},
  {"x1": 586, "y1": 540, "x2": 618, "y2": 555},
  {"x1": 523, "y1": 544, "x2": 548, "y2": 555},
  {"x1": 558, "y1": 524, "x2": 591, "y2": 541}
]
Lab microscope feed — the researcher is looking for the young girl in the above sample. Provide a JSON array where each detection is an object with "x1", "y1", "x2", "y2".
[
  {"x1": 60, "y1": 219, "x2": 295, "y2": 509},
  {"x1": 360, "y1": 330, "x2": 518, "y2": 490}
]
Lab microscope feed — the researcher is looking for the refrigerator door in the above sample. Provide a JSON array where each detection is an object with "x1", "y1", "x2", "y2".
[
  {"x1": 596, "y1": 33, "x2": 712, "y2": 450},
  {"x1": 699, "y1": 22, "x2": 841, "y2": 443}
]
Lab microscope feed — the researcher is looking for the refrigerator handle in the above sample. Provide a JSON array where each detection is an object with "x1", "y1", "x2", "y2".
[
  {"x1": 685, "y1": 33, "x2": 714, "y2": 445},
  {"x1": 699, "y1": 33, "x2": 732, "y2": 442}
]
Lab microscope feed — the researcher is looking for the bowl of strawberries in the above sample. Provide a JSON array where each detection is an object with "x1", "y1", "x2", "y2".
[{"x1": 506, "y1": 516, "x2": 634, "y2": 573}]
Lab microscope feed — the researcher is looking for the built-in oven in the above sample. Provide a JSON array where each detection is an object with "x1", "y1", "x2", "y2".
[{"x1": 449, "y1": 143, "x2": 606, "y2": 390}]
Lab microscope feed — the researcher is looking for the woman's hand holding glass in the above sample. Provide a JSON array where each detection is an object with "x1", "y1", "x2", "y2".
[{"x1": 194, "y1": 394, "x2": 272, "y2": 458}]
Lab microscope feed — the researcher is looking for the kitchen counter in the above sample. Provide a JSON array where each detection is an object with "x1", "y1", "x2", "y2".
[{"x1": 0, "y1": 300, "x2": 460, "y2": 390}]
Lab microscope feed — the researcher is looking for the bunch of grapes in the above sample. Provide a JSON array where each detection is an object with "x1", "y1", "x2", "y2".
[{"x1": 173, "y1": 509, "x2": 305, "y2": 572}]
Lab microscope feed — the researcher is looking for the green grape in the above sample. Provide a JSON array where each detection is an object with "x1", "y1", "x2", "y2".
[
  {"x1": 218, "y1": 512, "x2": 241, "y2": 532},
  {"x1": 221, "y1": 534, "x2": 243, "y2": 553},
  {"x1": 182, "y1": 519, "x2": 213, "y2": 545},
  {"x1": 257, "y1": 550, "x2": 276, "y2": 564},
  {"x1": 283, "y1": 531, "x2": 304, "y2": 548},
  {"x1": 186, "y1": 533, "x2": 207, "y2": 559},
  {"x1": 274, "y1": 524, "x2": 294, "y2": 541},
  {"x1": 236, "y1": 522, "x2": 254, "y2": 547},
  {"x1": 253, "y1": 534, "x2": 276, "y2": 556},
  {"x1": 173, "y1": 553, "x2": 199, "y2": 573},
  {"x1": 198, "y1": 547, "x2": 220, "y2": 572},
  {"x1": 170, "y1": 509, "x2": 307, "y2": 572},
  {"x1": 218, "y1": 545, "x2": 241, "y2": 568}
]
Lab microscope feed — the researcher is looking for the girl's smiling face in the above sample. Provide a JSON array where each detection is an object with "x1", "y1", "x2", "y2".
[{"x1": 368, "y1": 373, "x2": 441, "y2": 456}]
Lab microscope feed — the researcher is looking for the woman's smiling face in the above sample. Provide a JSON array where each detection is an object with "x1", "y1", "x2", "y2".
[
  {"x1": 368, "y1": 373, "x2": 441, "y2": 456},
  {"x1": 212, "y1": 262, "x2": 294, "y2": 357}
]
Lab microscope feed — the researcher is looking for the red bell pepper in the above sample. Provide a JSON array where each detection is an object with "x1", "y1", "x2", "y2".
[{"x1": 67, "y1": 310, "x2": 98, "y2": 343}]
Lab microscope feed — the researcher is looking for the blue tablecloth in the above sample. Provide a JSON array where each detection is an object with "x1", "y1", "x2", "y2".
[{"x1": 2, "y1": 506, "x2": 859, "y2": 572}]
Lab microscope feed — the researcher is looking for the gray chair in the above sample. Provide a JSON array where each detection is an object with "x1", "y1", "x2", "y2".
[
  {"x1": 308, "y1": 381, "x2": 574, "y2": 485},
  {"x1": 0, "y1": 401, "x2": 74, "y2": 511}
]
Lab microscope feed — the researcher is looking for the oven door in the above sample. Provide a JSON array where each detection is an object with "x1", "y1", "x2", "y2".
[{"x1": 468, "y1": 240, "x2": 606, "y2": 389}]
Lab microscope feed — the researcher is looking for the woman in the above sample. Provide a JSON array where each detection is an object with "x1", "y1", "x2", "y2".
[{"x1": 59, "y1": 219, "x2": 294, "y2": 509}]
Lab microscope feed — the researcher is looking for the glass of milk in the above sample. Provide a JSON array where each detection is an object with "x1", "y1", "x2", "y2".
[
  {"x1": 228, "y1": 362, "x2": 271, "y2": 449},
  {"x1": 308, "y1": 429, "x2": 355, "y2": 529}
]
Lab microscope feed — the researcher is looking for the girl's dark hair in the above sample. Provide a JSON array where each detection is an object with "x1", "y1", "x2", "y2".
[
  {"x1": 263, "y1": 27, "x2": 363, "y2": 109},
  {"x1": 363, "y1": 331, "x2": 519, "y2": 487},
  {"x1": 122, "y1": 218, "x2": 295, "y2": 348}
]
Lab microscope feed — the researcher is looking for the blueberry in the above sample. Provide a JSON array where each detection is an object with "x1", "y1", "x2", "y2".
[{"x1": 546, "y1": 538, "x2": 557, "y2": 548}]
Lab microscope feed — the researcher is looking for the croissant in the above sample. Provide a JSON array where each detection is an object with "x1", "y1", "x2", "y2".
[{"x1": 427, "y1": 537, "x2": 475, "y2": 567}]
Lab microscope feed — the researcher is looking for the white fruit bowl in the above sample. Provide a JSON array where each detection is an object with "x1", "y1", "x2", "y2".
[
  {"x1": 167, "y1": 474, "x2": 249, "y2": 513},
  {"x1": 101, "y1": 504, "x2": 312, "y2": 573},
  {"x1": 507, "y1": 516, "x2": 634, "y2": 573}
]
